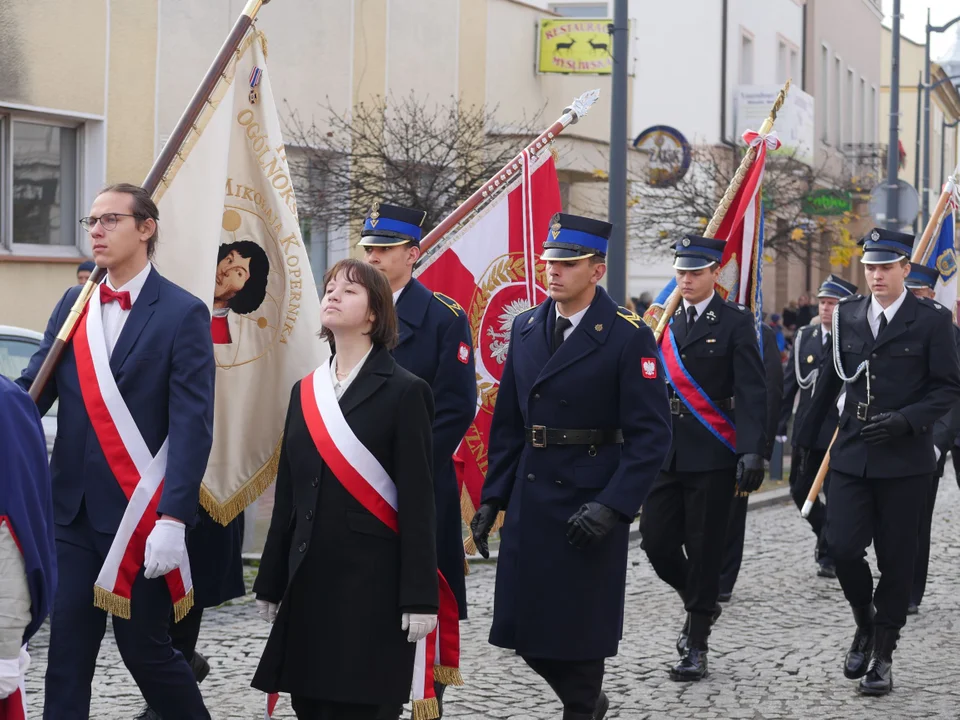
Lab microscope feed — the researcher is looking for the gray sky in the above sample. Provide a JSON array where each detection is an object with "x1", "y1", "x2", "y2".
[{"x1": 881, "y1": 0, "x2": 960, "y2": 60}]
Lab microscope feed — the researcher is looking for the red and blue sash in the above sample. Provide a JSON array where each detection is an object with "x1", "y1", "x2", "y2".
[{"x1": 660, "y1": 323, "x2": 737, "y2": 452}]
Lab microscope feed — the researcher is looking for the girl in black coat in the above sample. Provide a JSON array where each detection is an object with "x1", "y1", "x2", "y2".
[{"x1": 252, "y1": 259, "x2": 438, "y2": 720}]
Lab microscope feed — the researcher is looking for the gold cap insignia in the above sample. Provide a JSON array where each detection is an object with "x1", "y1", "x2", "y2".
[
  {"x1": 368, "y1": 202, "x2": 380, "y2": 228},
  {"x1": 551, "y1": 222, "x2": 562, "y2": 239}
]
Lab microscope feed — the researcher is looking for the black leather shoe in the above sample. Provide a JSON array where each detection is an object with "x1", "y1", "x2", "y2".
[
  {"x1": 843, "y1": 605, "x2": 875, "y2": 679},
  {"x1": 718, "y1": 591, "x2": 732, "y2": 602},
  {"x1": 134, "y1": 707, "x2": 161, "y2": 720},
  {"x1": 670, "y1": 647, "x2": 708, "y2": 681},
  {"x1": 593, "y1": 691, "x2": 609, "y2": 720},
  {"x1": 906, "y1": 603, "x2": 919, "y2": 615},
  {"x1": 857, "y1": 656, "x2": 893, "y2": 696},
  {"x1": 817, "y1": 561, "x2": 837, "y2": 579},
  {"x1": 188, "y1": 651, "x2": 210, "y2": 684},
  {"x1": 676, "y1": 604, "x2": 722, "y2": 656}
]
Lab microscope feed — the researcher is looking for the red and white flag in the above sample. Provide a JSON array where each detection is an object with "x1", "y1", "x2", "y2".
[{"x1": 416, "y1": 149, "x2": 562, "y2": 528}]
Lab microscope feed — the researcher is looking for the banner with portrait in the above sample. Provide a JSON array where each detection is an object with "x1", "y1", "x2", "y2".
[{"x1": 153, "y1": 29, "x2": 325, "y2": 523}]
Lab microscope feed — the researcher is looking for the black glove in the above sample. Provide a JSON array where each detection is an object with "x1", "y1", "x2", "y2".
[
  {"x1": 566, "y1": 502, "x2": 620, "y2": 548},
  {"x1": 469, "y1": 503, "x2": 500, "y2": 559},
  {"x1": 736, "y1": 453, "x2": 765, "y2": 493},
  {"x1": 861, "y1": 411, "x2": 911, "y2": 445}
]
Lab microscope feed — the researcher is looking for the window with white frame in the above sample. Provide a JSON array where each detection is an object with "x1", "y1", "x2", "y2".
[
  {"x1": 740, "y1": 30, "x2": 755, "y2": 85},
  {"x1": 845, "y1": 68, "x2": 855, "y2": 144},
  {"x1": 860, "y1": 77, "x2": 867, "y2": 144},
  {"x1": 870, "y1": 86, "x2": 878, "y2": 143},
  {"x1": 790, "y1": 47, "x2": 799, "y2": 83},
  {"x1": 1, "y1": 113, "x2": 82, "y2": 252},
  {"x1": 548, "y1": 2, "x2": 608, "y2": 17},
  {"x1": 820, "y1": 44, "x2": 830, "y2": 143},
  {"x1": 833, "y1": 56, "x2": 842, "y2": 145},
  {"x1": 776, "y1": 36, "x2": 799, "y2": 85}
]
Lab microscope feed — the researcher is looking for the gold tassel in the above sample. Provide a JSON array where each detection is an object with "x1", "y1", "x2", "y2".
[
  {"x1": 411, "y1": 697, "x2": 440, "y2": 720},
  {"x1": 199, "y1": 437, "x2": 282, "y2": 526},
  {"x1": 172, "y1": 589, "x2": 195, "y2": 623},
  {"x1": 434, "y1": 665, "x2": 464, "y2": 687},
  {"x1": 459, "y1": 485, "x2": 476, "y2": 528},
  {"x1": 735, "y1": 490, "x2": 751, "y2": 499},
  {"x1": 463, "y1": 534, "x2": 477, "y2": 556},
  {"x1": 463, "y1": 557, "x2": 471, "y2": 576},
  {"x1": 93, "y1": 586, "x2": 131, "y2": 619},
  {"x1": 490, "y1": 510, "x2": 505, "y2": 534}
]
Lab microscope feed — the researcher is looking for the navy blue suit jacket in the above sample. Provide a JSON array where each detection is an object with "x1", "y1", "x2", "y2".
[{"x1": 18, "y1": 267, "x2": 216, "y2": 534}]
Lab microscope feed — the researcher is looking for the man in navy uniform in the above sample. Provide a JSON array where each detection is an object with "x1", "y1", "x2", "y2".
[
  {"x1": 360, "y1": 202, "x2": 475, "y2": 715},
  {"x1": 470, "y1": 214, "x2": 671, "y2": 720},
  {"x1": 19, "y1": 183, "x2": 215, "y2": 719},
  {"x1": 779, "y1": 275, "x2": 858, "y2": 579},
  {"x1": 901, "y1": 263, "x2": 960, "y2": 615},
  {"x1": 795, "y1": 228, "x2": 960, "y2": 696},
  {"x1": 639, "y1": 235, "x2": 767, "y2": 681}
]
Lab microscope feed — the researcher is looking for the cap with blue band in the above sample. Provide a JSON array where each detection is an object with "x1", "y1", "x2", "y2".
[
  {"x1": 541, "y1": 213, "x2": 612, "y2": 261},
  {"x1": 905, "y1": 264, "x2": 939, "y2": 289},
  {"x1": 817, "y1": 274, "x2": 858, "y2": 299},
  {"x1": 358, "y1": 202, "x2": 427, "y2": 247},
  {"x1": 673, "y1": 235, "x2": 725, "y2": 270},
  {"x1": 858, "y1": 227, "x2": 914, "y2": 265}
]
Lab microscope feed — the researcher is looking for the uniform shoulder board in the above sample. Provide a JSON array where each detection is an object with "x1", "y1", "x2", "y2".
[
  {"x1": 839, "y1": 294, "x2": 862, "y2": 304},
  {"x1": 723, "y1": 300, "x2": 749, "y2": 313},
  {"x1": 432, "y1": 291, "x2": 464, "y2": 316},
  {"x1": 616, "y1": 306, "x2": 642, "y2": 328},
  {"x1": 917, "y1": 296, "x2": 950, "y2": 314}
]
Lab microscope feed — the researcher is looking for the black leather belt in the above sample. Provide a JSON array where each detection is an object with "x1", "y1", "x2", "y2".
[
  {"x1": 669, "y1": 394, "x2": 734, "y2": 416},
  {"x1": 525, "y1": 426, "x2": 624, "y2": 448}
]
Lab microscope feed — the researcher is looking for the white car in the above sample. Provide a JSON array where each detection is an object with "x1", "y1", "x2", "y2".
[{"x1": 0, "y1": 325, "x2": 57, "y2": 455}]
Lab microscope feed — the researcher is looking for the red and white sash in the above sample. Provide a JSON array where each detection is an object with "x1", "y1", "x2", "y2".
[
  {"x1": 73, "y1": 289, "x2": 193, "y2": 621},
  {"x1": 298, "y1": 364, "x2": 462, "y2": 720}
]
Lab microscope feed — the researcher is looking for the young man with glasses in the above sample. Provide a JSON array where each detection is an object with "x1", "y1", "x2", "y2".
[{"x1": 19, "y1": 183, "x2": 215, "y2": 719}]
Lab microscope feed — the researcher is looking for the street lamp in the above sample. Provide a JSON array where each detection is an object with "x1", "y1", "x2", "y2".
[
  {"x1": 942, "y1": 117, "x2": 960, "y2": 190},
  {"x1": 922, "y1": 10, "x2": 960, "y2": 227}
]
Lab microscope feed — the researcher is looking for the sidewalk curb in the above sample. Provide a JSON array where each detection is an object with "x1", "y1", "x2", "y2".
[{"x1": 241, "y1": 487, "x2": 796, "y2": 567}]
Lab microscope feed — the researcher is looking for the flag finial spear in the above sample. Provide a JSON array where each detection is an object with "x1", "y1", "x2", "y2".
[{"x1": 564, "y1": 89, "x2": 601, "y2": 125}]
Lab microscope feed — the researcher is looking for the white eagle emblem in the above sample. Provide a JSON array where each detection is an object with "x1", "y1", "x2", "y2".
[{"x1": 487, "y1": 299, "x2": 531, "y2": 364}]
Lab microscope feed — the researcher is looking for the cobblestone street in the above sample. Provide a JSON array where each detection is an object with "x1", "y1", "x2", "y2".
[{"x1": 25, "y1": 473, "x2": 960, "y2": 719}]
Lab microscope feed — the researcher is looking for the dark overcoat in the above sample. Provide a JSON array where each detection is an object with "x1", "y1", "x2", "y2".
[
  {"x1": 392, "y1": 278, "x2": 475, "y2": 619},
  {"x1": 481, "y1": 287, "x2": 671, "y2": 660},
  {"x1": 252, "y1": 345, "x2": 438, "y2": 704}
]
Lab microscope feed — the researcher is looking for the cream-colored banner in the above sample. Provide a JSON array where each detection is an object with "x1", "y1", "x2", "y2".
[{"x1": 154, "y1": 30, "x2": 326, "y2": 523}]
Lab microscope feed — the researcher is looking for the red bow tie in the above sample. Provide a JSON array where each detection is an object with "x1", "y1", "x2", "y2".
[{"x1": 100, "y1": 283, "x2": 132, "y2": 311}]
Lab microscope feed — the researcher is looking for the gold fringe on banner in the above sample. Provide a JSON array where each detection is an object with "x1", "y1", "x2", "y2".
[
  {"x1": 463, "y1": 558, "x2": 471, "y2": 576},
  {"x1": 173, "y1": 589, "x2": 195, "y2": 623},
  {"x1": 461, "y1": 486, "x2": 478, "y2": 555},
  {"x1": 491, "y1": 510, "x2": 505, "y2": 534},
  {"x1": 93, "y1": 586, "x2": 131, "y2": 619},
  {"x1": 200, "y1": 436, "x2": 283, "y2": 526},
  {"x1": 411, "y1": 697, "x2": 439, "y2": 720},
  {"x1": 434, "y1": 666, "x2": 464, "y2": 687}
]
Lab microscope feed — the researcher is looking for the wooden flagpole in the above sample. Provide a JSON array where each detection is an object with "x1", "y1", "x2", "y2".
[
  {"x1": 802, "y1": 161, "x2": 960, "y2": 517},
  {"x1": 650, "y1": 80, "x2": 791, "y2": 342},
  {"x1": 28, "y1": 0, "x2": 271, "y2": 403}
]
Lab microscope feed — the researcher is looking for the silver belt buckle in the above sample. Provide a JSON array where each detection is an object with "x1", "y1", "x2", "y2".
[
  {"x1": 669, "y1": 397, "x2": 682, "y2": 415},
  {"x1": 857, "y1": 402, "x2": 869, "y2": 421},
  {"x1": 531, "y1": 425, "x2": 547, "y2": 448}
]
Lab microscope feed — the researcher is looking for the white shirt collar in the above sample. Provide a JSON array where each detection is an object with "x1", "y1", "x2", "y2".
[
  {"x1": 392, "y1": 288, "x2": 403, "y2": 305},
  {"x1": 556, "y1": 303, "x2": 590, "y2": 332},
  {"x1": 869, "y1": 287, "x2": 908, "y2": 334},
  {"x1": 682, "y1": 291, "x2": 715, "y2": 320},
  {"x1": 329, "y1": 345, "x2": 374, "y2": 399},
  {"x1": 105, "y1": 262, "x2": 153, "y2": 306}
]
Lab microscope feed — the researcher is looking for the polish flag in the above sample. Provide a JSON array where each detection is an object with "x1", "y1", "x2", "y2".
[{"x1": 416, "y1": 149, "x2": 562, "y2": 529}]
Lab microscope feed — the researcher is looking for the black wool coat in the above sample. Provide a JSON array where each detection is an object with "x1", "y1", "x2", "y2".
[{"x1": 252, "y1": 345, "x2": 438, "y2": 705}]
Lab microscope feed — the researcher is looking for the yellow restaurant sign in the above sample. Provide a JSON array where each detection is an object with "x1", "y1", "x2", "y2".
[{"x1": 538, "y1": 19, "x2": 614, "y2": 75}]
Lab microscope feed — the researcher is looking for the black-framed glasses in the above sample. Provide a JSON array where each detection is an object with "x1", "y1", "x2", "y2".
[{"x1": 79, "y1": 213, "x2": 140, "y2": 231}]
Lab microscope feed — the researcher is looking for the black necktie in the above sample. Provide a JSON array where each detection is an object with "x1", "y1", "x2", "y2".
[
  {"x1": 687, "y1": 306, "x2": 698, "y2": 332},
  {"x1": 877, "y1": 313, "x2": 887, "y2": 338},
  {"x1": 553, "y1": 316, "x2": 573, "y2": 353}
]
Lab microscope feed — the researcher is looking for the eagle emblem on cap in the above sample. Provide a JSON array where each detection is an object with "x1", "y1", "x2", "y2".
[
  {"x1": 551, "y1": 222, "x2": 562, "y2": 239},
  {"x1": 682, "y1": 237, "x2": 691, "y2": 247},
  {"x1": 870, "y1": 229, "x2": 880, "y2": 241}
]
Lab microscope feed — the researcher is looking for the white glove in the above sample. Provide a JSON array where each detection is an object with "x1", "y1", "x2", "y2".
[
  {"x1": 0, "y1": 655, "x2": 20, "y2": 700},
  {"x1": 776, "y1": 435, "x2": 788, "y2": 444},
  {"x1": 401, "y1": 613, "x2": 438, "y2": 643},
  {"x1": 256, "y1": 598, "x2": 278, "y2": 624},
  {"x1": 143, "y1": 519, "x2": 186, "y2": 579},
  {"x1": 935, "y1": 446, "x2": 942, "y2": 463}
]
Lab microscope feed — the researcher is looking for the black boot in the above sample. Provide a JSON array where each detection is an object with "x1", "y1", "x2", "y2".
[
  {"x1": 676, "y1": 603, "x2": 721, "y2": 656},
  {"x1": 844, "y1": 604, "x2": 875, "y2": 679},
  {"x1": 858, "y1": 629, "x2": 896, "y2": 696},
  {"x1": 670, "y1": 613, "x2": 710, "y2": 681},
  {"x1": 434, "y1": 681, "x2": 446, "y2": 718},
  {"x1": 593, "y1": 691, "x2": 609, "y2": 720},
  {"x1": 561, "y1": 710, "x2": 593, "y2": 720}
]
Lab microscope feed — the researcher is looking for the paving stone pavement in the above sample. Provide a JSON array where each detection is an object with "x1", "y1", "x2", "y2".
[{"x1": 25, "y1": 472, "x2": 960, "y2": 719}]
